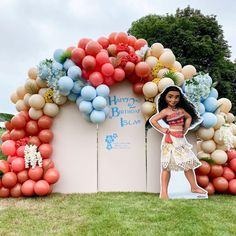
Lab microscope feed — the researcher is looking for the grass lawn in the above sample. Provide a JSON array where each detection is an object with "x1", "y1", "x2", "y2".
[{"x1": 0, "y1": 192, "x2": 236, "y2": 236}]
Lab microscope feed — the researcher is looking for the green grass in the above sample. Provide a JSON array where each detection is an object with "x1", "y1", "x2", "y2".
[{"x1": 0, "y1": 193, "x2": 236, "y2": 236}]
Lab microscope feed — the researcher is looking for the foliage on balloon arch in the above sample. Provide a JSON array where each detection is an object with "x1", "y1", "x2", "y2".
[{"x1": 0, "y1": 32, "x2": 236, "y2": 198}]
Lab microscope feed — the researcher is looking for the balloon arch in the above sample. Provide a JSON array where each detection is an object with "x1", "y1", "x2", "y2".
[{"x1": 1, "y1": 32, "x2": 236, "y2": 198}]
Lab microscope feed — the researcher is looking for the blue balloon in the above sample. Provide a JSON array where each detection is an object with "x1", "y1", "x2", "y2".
[
  {"x1": 63, "y1": 59, "x2": 75, "y2": 71},
  {"x1": 92, "y1": 96, "x2": 107, "y2": 110},
  {"x1": 90, "y1": 110, "x2": 106, "y2": 123},
  {"x1": 52, "y1": 61, "x2": 63, "y2": 71},
  {"x1": 68, "y1": 92, "x2": 77, "y2": 102},
  {"x1": 103, "y1": 106, "x2": 110, "y2": 117},
  {"x1": 201, "y1": 112, "x2": 217, "y2": 128},
  {"x1": 198, "y1": 103, "x2": 205, "y2": 115},
  {"x1": 79, "y1": 101, "x2": 93, "y2": 114},
  {"x1": 72, "y1": 81, "x2": 82, "y2": 94},
  {"x1": 67, "y1": 66, "x2": 82, "y2": 81},
  {"x1": 58, "y1": 76, "x2": 74, "y2": 92},
  {"x1": 203, "y1": 97, "x2": 218, "y2": 113},
  {"x1": 208, "y1": 88, "x2": 218, "y2": 99},
  {"x1": 53, "y1": 49, "x2": 65, "y2": 63},
  {"x1": 96, "y1": 84, "x2": 110, "y2": 97},
  {"x1": 76, "y1": 96, "x2": 84, "y2": 107},
  {"x1": 81, "y1": 86, "x2": 96, "y2": 101},
  {"x1": 181, "y1": 83, "x2": 186, "y2": 93}
]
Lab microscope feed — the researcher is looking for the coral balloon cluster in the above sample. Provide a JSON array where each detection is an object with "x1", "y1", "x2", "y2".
[{"x1": 195, "y1": 149, "x2": 236, "y2": 195}]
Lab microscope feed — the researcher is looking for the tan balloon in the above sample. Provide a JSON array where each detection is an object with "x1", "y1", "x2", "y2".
[
  {"x1": 29, "y1": 108, "x2": 43, "y2": 120},
  {"x1": 226, "y1": 113, "x2": 235, "y2": 123},
  {"x1": 218, "y1": 98, "x2": 232, "y2": 113},
  {"x1": 142, "y1": 82, "x2": 158, "y2": 98},
  {"x1": 157, "y1": 68, "x2": 169, "y2": 78},
  {"x1": 16, "y1": 99, "x2": 29, "y2": 112},
  {"x1": 25, "y1": 79, "x2": 39, "y2": 94},
  {"x1": 53, "y1": 94, "x2": 67, "y2": 105},
  {"x1": 158, "y1": 77, "x2": 175, "y2": 92},
  {"x1": 10, "y1": 92, "x2": 19, "y2": 104},
  {"x1": 36, "y1": 77, "x2": 48, "y2": 88},
  {"x1": 29, "y1": 94, "x2": 45, "y2": 109},
  {"x1": 214, "y1": 115, "x2": 225, "y2": 130},
  {"x1": 43, "y1": 103, "x2": 59, "y2": 117},
  {"x1": 16, "y1": 86, "x2": 27, "y2": 99},
  {"x1": 163, "y1": 48, "x2": 173, "y2": 54},
  {"x1": 175, "y1": 72, "x2": 185, "y2": 86},
  {"x1": 23, "y1": 93, "x2": 31, "y2": 107},
  {"x1": 211, "y1": 149, "x2": 228, "y2": 165},
  {"x1": 159, "y1": 52, "x2": 176, "y2": 68},
  {"x1": 173, "y1": 61, "x2": 182, "y2": 72},
  {"x1": 150, "y1": 43, "x2": 164, "y2": 58},
  {"x1": 141, "y1": 102, "x2": 156, "y2": 116},
  {"x1": 28, "y1": 67, "x2": 38, "y2": 80},
  {"x1": 145, "y1": 56, "x2": 158, "y2": 69},
  {"x1": 197, "y1": 141, "x2": 202, "y2": 152},
  {"x1": 216, "y1": 144, "x2": 228, "y2": 151},
  {"x1": 197, "y1": 151, "x2": 211, "y2": 159},
  {"x1": 201, "y1": 140, "x2": 216, "y2": 153},
  {"x1": 38, "y1": 88, "x2": 48, "y2": 97},
  {"x1": 182, "y1": 65, "x2": 197, "y2": 80},
  {"x1": 196, "y1": 127, "x2": 215, "y2": 140},
  {"x1": 230, "y1": 123, "x2": 236, "y2": 135},
  {"x1": 213, "y1": 129, "x2": 224, "y2": 145}
]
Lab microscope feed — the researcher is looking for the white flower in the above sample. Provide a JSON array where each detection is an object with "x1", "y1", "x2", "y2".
[
  {"x1": 219, "y1": 124, "x2": 234, "y2": 150},
  {"x1": 135, "y1": 45, "x2": 149, "y2": 58},
  {"x1": 24, "y1": 144, "x2": 43, "y2": 169}
]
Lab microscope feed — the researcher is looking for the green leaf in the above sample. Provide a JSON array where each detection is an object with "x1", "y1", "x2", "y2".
[
  {"x1": 0, "y1": 113, "x2": 14, "y2": 122},
  {"x1": 60, "y1": 51, "x2": 72, "y2": 63},
  {"x1": 0, "y1": 170, "x2": 4, "y2": 178},
  {"x1": 200, "y1": 158, "x2": 215, "y2": 164}
]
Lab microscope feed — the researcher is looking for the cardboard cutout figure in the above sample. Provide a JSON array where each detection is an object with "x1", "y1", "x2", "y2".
[{"x1": 150, "y1": 85, "x2": 208, "y2": 199}]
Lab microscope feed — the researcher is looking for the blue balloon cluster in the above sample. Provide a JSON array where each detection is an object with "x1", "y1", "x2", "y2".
[{"x1": 76, "y1": 85, "x2": 110, "y2": 124}]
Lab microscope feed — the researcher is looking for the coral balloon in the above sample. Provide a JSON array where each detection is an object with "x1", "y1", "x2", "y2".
[
  {"x1": 16, "y1": 145, "x2": 25, "y2": 157},
  {"x1": 229, "y1": 158, "x2": 236, "y2": 172},
  {"x1": 0, "y1": 160, "x2": 10, "y2": 174},
  {"x1": 97, "y1": 36, "x2": 109, "y2": 49},
  {"x1": 0, "y1": 187, "x2": 10, "y2": 198},
  {"x1": 1, "y1": 140, "x2": 16, "y2": 156},
  {"x1": 196, "y1": 161, "x2": 211, "y2": 175},
  {"x1": 28, "y1": 136, "x2": 41, "y2": 147},
  {"x1": 229, "y1": 179, "x2": 236, "y2": 195},
  {"x1": 213, "y1": 177, "x2": 228, "y2": 193},
  {"x1": 134, "y1": 38, "x2": 147, "y2": 50},
  {"x1": 21, "y1": 179, "x2": 35, "y2": 196},
  {"x1": 101, "y1": 63, "x2": 114, "y2": 77},
  {"x1": 38, "y1": 115, "x2": 53, "y2": 129},
  {"x1": 135, "y1": 62, "x2": 151, "y2": 78},
  {"x1": 18, "y1": 110, "x2": 30, "y2": 122},
  {"x1": 71, "y1": 48, "x2": 85, "y2": 65},
  {"x1": 5, "y1": 121, "x2": 13, "y2": 131},
  {"x1": 204, "y1": 182, "x2": 215, "y2": 195},
  {"x1": 38, "y1": 129, "x2": 54, "y2": 143},
  {"x1": 223, "y1": 167, "x2": 235, "y2": 181},
  {"x1": 2, "y1": 172, "x2": 17, "y2": 188},
  {"x1": 11, "y1": 158, "x2": 25, "y2": 173},
  {"x1": 38, "y1": 144, "x2": 53, "y2": 159},
  {"x1": 34, "y1": 180, "x2": 50, "y2": 196},
  {"x1": 209, "y1": 164, "x2": 224, "y2": 178},
  {"x1": 113, "y1": 68, "x2": 125, "y2": 82},
  {"x1": 43, "y1": 168, "x2": 60, "y2": 184},
  {"x1": 82, "y1": 55, "x2": 96, "y2": 71},
  {"x1": 10, "y1": 183, "x2": 22, "y2": 197},
  {"x1": 115, "y1": 32, "x2": 129, "y2": 44},
  {"x1": 17, "y1": 170, "x2": 29, "y2": 184},
  {"x1": 89, "y1": 72, "x2": 104, "y2": 87},
  {"x1": 28, "y1": 167, "x2": 44, "y2": 181},
  {"x1": 42, "y1": 159, "x2": 55, "y2": 170},
  {"x1": 1, "y1": 131, "x2": 11, "y2": 142},
  {"x1": 11, "y1": 115, "x2": 26, "y2": 129},
  {"x1": 85, "y1": 40, "x2": 102, "y2": 56},
  {"x1": 227, "y1": 149, "x2": 236, "y2": 161},
  {"x1": 124, "y1": 62, "x2": 135, "y2": 75},
  {"x1": 133, "y1": 82, "x2": 144, "y2": 95},
  {"x1": 96, "y1": 52, "x2": 110, "y2": 65},
  {"x1": 196, "y1": 175, "x2": 209, "y2": 188},
  {"x1": 25, "y1": 120, "x2": 39, "y2": 135},
  {"x1": 10, "y1": 129, "x2": 25, "y2": 141},
  {"x1": 78, "y1": 38, "x2": 91, "y2": 49}
]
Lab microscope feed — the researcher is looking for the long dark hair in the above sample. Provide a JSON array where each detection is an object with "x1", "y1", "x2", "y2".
[{"x1": 158, "y1": 85, "x2": 200, "y2": 127}]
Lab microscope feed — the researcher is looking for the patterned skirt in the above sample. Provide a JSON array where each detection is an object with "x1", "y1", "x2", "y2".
[{"x1": 161, "y1": 134, "x2": 201, "y2": 171}]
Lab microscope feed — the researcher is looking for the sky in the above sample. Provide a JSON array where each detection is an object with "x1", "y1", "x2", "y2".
[{"x1": 0, "y1": 0, "x2": 235, "y2": 114}]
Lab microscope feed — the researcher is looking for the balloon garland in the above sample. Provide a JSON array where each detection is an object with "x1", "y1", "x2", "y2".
[{"x1": 0, "y1": 31, "x2": 236, "y2": 197}]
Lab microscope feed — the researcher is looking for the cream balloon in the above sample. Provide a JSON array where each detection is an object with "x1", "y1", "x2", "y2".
[
  {"x1": 201, "y1": 140, "x2": 216, "y2": 153},
  {"x1": 214, "y1": 114, "x2": 225, "y2": 130},
  {"x1": 218, "y1": 98, "x2": 232, "y2": 113},
  {"x1": 175, "y1": 72, "x2": 185, "y2": 86},
  {"x1": 16, "y1": 99, "x2": 29, "y2": 112},
  {"x1": 16, "y1": 86, "x2": 27, "y2": 99},
  {"x1": 157, "y1": 68, "x2": 169, "y2": 78},
  {"x1": 226, "y1": 113, "x2": 235, "y2": 123},
  {"x1": 142, "y1": 82, "x2": 158, "y2": 98},
  {"x1": 141, "y1": 102, "x2": 156, "y2": 116},
  {"x1": 38, "y1": 88, "x2": 48, "y2": 97},
  {"x1": 159, "y1": 52, "x2": 176, "y2": 68},
  {"x1": 23, "y1": 93, "x2": 31, "y2": 107},
  {"x1": 230, "y1": 123, "x2": 236, "y2": 135},
  {"x1": 10, "y1": 92, "x2": 19, "y2": 104},
  {"x1": 182, "y1": 65, "x2": 197, "y2": 80},
  {"x1": 163, "y1": 48, "x2": 173, "y2": 54},
  {"x1": 53, "y1": 94, "x2": 67, "y2": 105},
  {"x1": 29, "y1": 94, "x2": 45, "y2": 109},
  {"x1": 211, "y1": 149, "x2": 228, "y2": 164},
  {"x1": 197, "y1": 141, "x2": 202, "y2": 152},
  {"x1": 173, "y1": 61, "x2": 182, "y2": 72},
  {"x1": 28, "y1": 67, "x2": 38, "y2": 80},
  {"x1": 36, "y1": 77, "x2": 48, "y2": 88},
  {"x1": 233, "y1": 136, "x2": 236, "y2": 148},
  {"x1": 158, "y1": 78, "x2": 175, "y2": 92},
  {"x1": 197, "y1": 151, "x2": 211, "y2": 159},
  {"x1": 196, "y1": 127, "x2": 215, "y2": 141},
  {"x1": 25, "y1": 79, "x2": 39, "y2": 94},
  {"x1": 150, "y1": 43, "x2": 164, "y2": 58},
  {"x1": 29, "y1": 108, "x2": 43, "y2": 120},
  {"x1": 145, "y1": 56, "x2": 158, "y2": 69},
  {"x1": 213, "y1": 129, "x2": 224, "y2": 145},
  {"x1": 43, "y1": 103, "x2": 59, "y2": 117},
  {"x1": 216, "y1": 144, "x2": 228, "y2": 151}
]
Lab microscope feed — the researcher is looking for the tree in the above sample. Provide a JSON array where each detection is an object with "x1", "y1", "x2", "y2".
[{"x1": 128, "y1": 6, "x2": 236, "y2": 114}]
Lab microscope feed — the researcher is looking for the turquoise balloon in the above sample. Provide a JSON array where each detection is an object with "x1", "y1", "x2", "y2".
[
  {"x1": 72, "y1": 81, "x2": 82, "y2": 94},
  {"x1": 81, "y1": 86, "x2": 96, "y2": 101},
  {"x1": 58, "y1": 76, "x2": 74, "y2": 92},
  {"x1": 203, "y1": 97, "x2": 218, "y2": 112},
  {"x1": 79, "y1": 101, "x2": 93, "y2": 114},
  {"x1": 63, "y1": 59, "x2": 75, "y2": 71},
  {"x1": 96, "y1": 84, "x2": 110, "y2": 97},
  {"x1": 92, "y1": 96, "x2": 107, "y2": 110},
  {"x1": 68, "y1": 66, "x2": 82, "y2": 81},
  {"x1": 208, "y1": 88, "x2": 218, "y2": 99},
  {"x1": 201, "y1": 112, "x2": 217, "y2": 128},
  {"x1": 53, "y1": 49, "x2": 64, "y2": 63},
  {"x1": 68, "y1": 92, "x2": 77, "y2": 102},
  {"x1": 90, "y1": 110, "x2": 106, "y2": 124}
]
